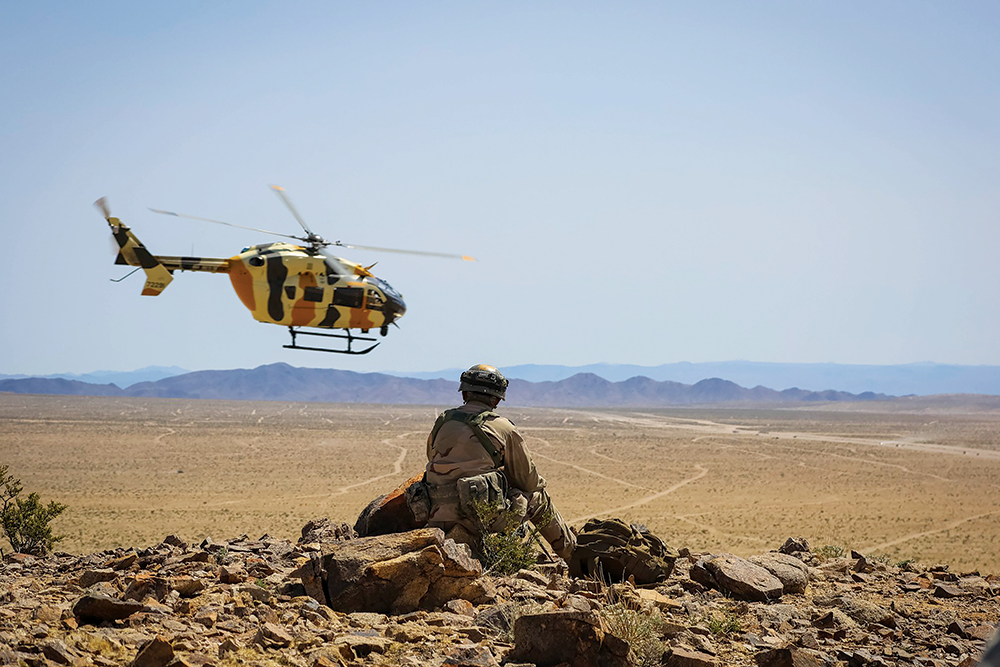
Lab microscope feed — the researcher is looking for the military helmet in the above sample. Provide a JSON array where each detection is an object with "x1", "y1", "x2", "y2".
[{"x1": 459, "y1": 364, "x2": 509, "y2": 400}]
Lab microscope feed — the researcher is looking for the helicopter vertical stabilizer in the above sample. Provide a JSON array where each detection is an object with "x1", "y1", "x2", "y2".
[{"x1": 96, "y1": 198, "x2": 174, "y2": 296}]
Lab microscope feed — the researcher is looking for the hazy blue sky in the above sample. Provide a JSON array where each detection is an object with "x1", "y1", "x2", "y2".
[{"x1": 2, "y1": 2, "x2": 998, "y2": 375}]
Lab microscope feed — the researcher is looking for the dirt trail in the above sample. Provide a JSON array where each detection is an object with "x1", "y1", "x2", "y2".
[
  {"x1": 568, "y1": 464, "x2": 708, "y2": 523},
  {"x1": 569, "y1": 410, "x2": 1000, "y2": 460},
  {"x1": 860, "y1": 511, "x2": 1000, "y2": 553},
  {"x1": 527, "y1": 436, "x2": 652, "y2": 491}
]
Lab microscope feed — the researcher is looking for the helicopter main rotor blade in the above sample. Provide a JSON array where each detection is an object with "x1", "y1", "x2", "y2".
[
  {"x1": 335, "y1": 242, "x2": 476, "y2": 261},
  {"x1": 317, "y1": 247, "x2": 357, "y2": 278},
  {"x1": 270, "y1": 185, "x2": 316, "y2": 238},
  {"x1": 148, "y1": 208, "x2": 306, "y2": 242}
]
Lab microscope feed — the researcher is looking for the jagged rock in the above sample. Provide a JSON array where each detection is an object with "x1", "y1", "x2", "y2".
[
  {"x1": 509, "y1": 610, "x2": 631, "y2": 667},
  {"x1": 40, "y1": 640, "x2": 78, "y2": 665},
  {"x1": 354, "y1": 475, "x2": 425, "y2": 537},
  {"x1": 168, "y1": 576, "x2": 205, "y2": 597},
  {"x1": 332, "y1": 635, "x2": 392, "y2": 659},
  {"x1": 779, "y1": 538, "x2": 811, "y2": 555},
  {"x1": 474, "y1": 603, "x2": 515, "y2": 634},
  {"x1": 79, "y1": 569, "x2": 118, "y2": 587},
  {"x1": 307, "y1": 528, "x2": 490, "y2": 614},
  {"x1": 218, "y1": 566, "x2": 247, "y2": 584},
  {"x1": 162, "y1": 535, "x2": 187, "y2": 550},
  {"x1": 837, "y1": 597, "x2": 894, "y2": 627},
  {"x1": 749, "y1": 553, "x2": 810, "y2": 594},
  {"x1": 109, "y1": 553, "x2": 139, "y2": 570},
  {"x1": 255, "y1": 622, "x2": 294, "y2": 648},
  {"x1": 132, "y1": 636, "x2": 174, "y2": 667},
  {"x1": 442, "y1": 643, "x2": 500, "y2": 667},
  {"x1": 691, "y1": 554, "x2": 783, "y2": 601},
  {"x1": 444, "y1": 599, "x2": 475, "y2": 616},
  {"x1": 755, "y1": 646, "x2": 825, "y2": 667},
  {"x1": 665, "y1": 647, "x2": 717, "y2": 667},
  {"x1": 300, "y1": 518, "x2": 357, "y2": 544},
  {"x1": 934, "y1": 583, "x2": 963, "y2": 598},
  {"x1": 217, "y1": 638, "x2": 241, "y2": 657},
  {"x1": 73, "y1": 593, "x2": 144, "y2": 623}
]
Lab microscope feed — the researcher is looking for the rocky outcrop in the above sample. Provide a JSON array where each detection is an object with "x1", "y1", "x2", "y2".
[
  {"x1": 0, "y1": 529, "x2": 997, "y2": 667},
  {"x1": 691, "y1": 553, "x2": 785, "y2": 601},
  {"x1": 509, "y1": 610, "x2": 631, "y2": 667},
  {"x1": 295, "y1": 527, "x2": 494, "y2": 614}
]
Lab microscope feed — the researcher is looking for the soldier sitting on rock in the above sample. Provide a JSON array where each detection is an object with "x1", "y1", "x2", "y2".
[{"x1": 423, "y1": 364, "x2": 576, "y2": 561}]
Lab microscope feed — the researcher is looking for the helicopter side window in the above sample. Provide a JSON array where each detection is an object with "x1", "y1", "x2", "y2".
[
  {"x1": 303, "y1": 286, "x2": 324, "y2": 303},
  {"x1": 332, "y1": 287, "x2": 364, "y2": 309},
  {"x1": 366, "y1": 289, "x2": 385, "y2": 310}
]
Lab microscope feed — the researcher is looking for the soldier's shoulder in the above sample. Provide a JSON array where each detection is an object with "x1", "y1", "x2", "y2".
[{"x1": 485, "y1": 412, "x2": 518, "y2": 429}]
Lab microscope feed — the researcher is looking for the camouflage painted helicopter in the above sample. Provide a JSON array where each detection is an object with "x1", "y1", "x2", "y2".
[{"x1": 96, "y1": 186, "x2": 474, "y2": 355}]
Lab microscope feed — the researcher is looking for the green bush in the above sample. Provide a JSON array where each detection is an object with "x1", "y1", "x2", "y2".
[
  {"x1": 815, "y1": 544, "x2": 846, "y2": 560},
  {"x1": 470, "y1": 501, "x2": 548, "y2": 575},
  {"x1": 1, "y1": 465, "x2": 67, "y2": 556},
  {"x1": 706, "y1": 610, "x2": 743, "y2": 636}
]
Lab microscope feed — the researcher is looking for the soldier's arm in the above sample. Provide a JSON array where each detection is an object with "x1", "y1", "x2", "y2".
[{"x1": 503, "y1": 426, "x2": 544, "y2": 493}]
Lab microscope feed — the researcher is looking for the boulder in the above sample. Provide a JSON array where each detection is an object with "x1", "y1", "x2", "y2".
[
  {"x1": 299, "y1": 527, "x2": 492, "y2": 614},
  {"x1": 509, "y1": 610, "x2": 631, "y2": 667},
  {"x1": 300, "y1": 518, "x2": 357, "y2": 544},
  {"x1": 255, "y1": 622, "x2": 294, "y2": 648},
  {"x1": 442, "y1": 644, "x2": 500, "y2": 667},
  {"x1": 837, "y1": 597, "x2": 894, "y2": 627},
  {"x1": 354, "y1": 474, "x2": 425, "y2": 537},
  {"x1": 778, "y1": 537, "x2": 811, "y2": 555},
  {"x1": 73, "y1": 593, "x2": 144, "y2": 623},
  {"x1": 132, "y1": 636, "x2": 174, "y2": 667},
  {"x1": 755, "y1": 646, "x2": 826, "y2": 667},
  {"x1": 79, "y1": 569, "x2": 118, "y2": 587},
  {"x1": 749, "y1": 553, "x2": 810, "y2": 594},
  {"x1": 691, "y1": 554, "x2": 783, "y2": 601}
]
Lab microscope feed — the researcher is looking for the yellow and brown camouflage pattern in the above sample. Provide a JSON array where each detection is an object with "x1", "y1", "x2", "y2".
[{"x1": 105, "y1": 218, "x2": 406, "y2": 332}]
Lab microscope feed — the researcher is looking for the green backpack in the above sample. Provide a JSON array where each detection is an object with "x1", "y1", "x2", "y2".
[{"x1": 569, "y1": 518, "x2": 679, "y2": 585}]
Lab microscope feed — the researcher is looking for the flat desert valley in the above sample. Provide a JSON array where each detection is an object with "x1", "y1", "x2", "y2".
[{"x1": 2, "y1": 393, "x2": 999, "y2": 572}]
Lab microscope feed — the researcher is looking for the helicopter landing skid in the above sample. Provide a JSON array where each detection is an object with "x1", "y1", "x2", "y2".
[{"x1": 283, "y1": 327, "x2": 380, "y2": 355}]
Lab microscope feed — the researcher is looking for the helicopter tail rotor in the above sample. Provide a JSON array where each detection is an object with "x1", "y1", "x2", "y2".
[{"x1": 95, "y1": 197, "x2": 174, "y2": 296}]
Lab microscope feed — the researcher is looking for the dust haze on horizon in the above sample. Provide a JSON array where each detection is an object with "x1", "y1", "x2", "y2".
[{"x1": 2, "y1": 2, "x2": 998, "y2": 377}]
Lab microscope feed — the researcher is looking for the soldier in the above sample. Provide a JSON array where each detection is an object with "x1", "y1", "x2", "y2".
[{"x1": 425, "y1": 364, "x2": 576, "y2": 561}]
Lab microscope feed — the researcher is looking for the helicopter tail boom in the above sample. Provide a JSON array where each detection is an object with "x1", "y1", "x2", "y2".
[{"x1": 155, "y1": 256, "x2": 230, "y2": 273}]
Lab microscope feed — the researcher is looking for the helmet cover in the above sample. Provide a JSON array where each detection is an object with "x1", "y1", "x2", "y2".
[{"x1": 459, "y1": 364, "x2": 509, "y2": 400}]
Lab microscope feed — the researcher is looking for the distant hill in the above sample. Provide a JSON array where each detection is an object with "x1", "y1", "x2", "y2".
[
  {"x1": 0, "y1": 363, "x2": 889, "y2": 407},
  {"x1": 392, "y1": 361, "x2": 1000, "y2": 396},
  {"x1": 0, "y1": 365, "x2": 188, "y2": 388}
]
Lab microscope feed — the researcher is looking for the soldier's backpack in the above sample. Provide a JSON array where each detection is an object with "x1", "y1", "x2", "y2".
[
  {"x1": 569, "y1": 518, "x2": 679, "y2": 585},
  {"x1": 429, "y1": 409, "x2": 504, "y2": 468}
]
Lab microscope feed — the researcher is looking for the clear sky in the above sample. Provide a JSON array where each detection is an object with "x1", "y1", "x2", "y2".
[{"x1": 2, "y1": 2, "x2": 998, "y2": 375}]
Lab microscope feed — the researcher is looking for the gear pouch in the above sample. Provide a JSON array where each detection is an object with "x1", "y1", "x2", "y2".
[{"x1": 456, "y1": 470, "x2": 509, "y2": 530}]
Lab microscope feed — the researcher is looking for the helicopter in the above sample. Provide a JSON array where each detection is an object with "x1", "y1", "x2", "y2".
[{"x1": 96, "y1": 186, "x2": 475, "y2": 355}]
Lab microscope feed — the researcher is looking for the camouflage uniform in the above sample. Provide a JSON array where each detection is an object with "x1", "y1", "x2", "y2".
[{"x1": 425, "y1": 398, "x2": 576, "y2": 560}]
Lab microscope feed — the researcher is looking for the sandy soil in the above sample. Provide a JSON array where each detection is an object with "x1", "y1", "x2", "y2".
[{"x1": 1, "y1": 394, "x2": 998, "y2": 572}]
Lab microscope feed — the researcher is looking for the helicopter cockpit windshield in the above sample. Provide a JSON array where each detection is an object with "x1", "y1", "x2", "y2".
[{"x1": 369, "y1": 276, "x2": 402, "y2": 301}]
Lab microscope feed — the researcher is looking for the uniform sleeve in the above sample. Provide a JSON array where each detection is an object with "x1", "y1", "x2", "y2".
[{"x1": 503, "y1": 424, "x2": 545, "y2": 493}]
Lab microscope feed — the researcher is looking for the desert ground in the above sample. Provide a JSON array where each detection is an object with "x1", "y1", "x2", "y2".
[{"x1": 1, "y1": 393, "x2": 998, "y2": 572}]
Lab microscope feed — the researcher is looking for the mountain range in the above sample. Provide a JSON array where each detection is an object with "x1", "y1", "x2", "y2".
[
  {"x1": 389, "y1": 361, "x2": 1000, "y2": 396},
  {"x1": 0, "y1": 362, "x2": 889, "y2": 407}
]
